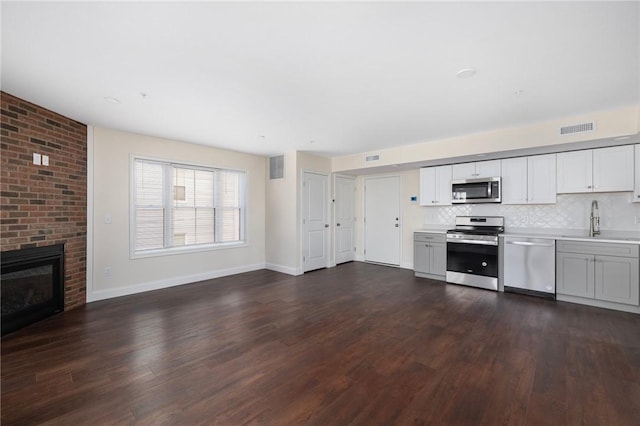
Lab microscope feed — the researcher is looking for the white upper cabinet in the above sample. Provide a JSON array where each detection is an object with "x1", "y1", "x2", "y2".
[
  {"x1": 634, "y1": 145, "x2": 640, "y2": 203},
  {"x1": 419, "y1": 165, "x2": 452, "y2": 206},
  {"x1": 557, "y1": 145, "x2": 634, "y2": 193},
  {"x1": 556, "y1": 150, "x2": 593, "y2": 193},
  {"x1": 593, "y1": 145, "x2": 634, "y2": 192},
  {"x1": 501, "y1": 157, "x2": 528, "y2": 204},
  {"x1": 452, "y1": 160, "x2": 501, "y2": 180},
  {"x1": 502, "y1": 154, "x2": 556, "y2": 205},
  {"x1": 527, "y1": 154, "x2": 557, "y2": 204}
]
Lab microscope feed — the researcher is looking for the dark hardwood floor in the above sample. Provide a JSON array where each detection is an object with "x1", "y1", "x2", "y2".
[{"x1": 2, "y1": 262, "x2": 639, "y2": 425}]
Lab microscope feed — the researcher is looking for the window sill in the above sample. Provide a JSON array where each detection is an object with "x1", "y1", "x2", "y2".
[{"x1": 130, "y1": 241, "x2": 248, "y2": 260}]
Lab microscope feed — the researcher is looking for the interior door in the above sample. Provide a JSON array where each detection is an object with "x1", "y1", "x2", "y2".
[
  {"x1": 364, "y1": 176, "x2": 400, "y2": 265},
  {"x1": 302, "y1": 171, "x2": 329, "y2": 272},
  {"x1": 335, "y1": 175, "x2": 355, "y2": 264}
]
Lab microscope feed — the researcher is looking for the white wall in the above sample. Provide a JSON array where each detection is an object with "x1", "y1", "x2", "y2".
[{"x1": 89, "y1": 127, "x2": 266, "y2": 301}]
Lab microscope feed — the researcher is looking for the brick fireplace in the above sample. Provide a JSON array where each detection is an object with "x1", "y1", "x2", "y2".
[{"x1": 1, "y1": 92, "x2": 87, "y2": 316}]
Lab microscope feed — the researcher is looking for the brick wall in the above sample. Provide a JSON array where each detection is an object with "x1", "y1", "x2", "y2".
[{"x1": 1, "y1": 92, "x2": 87, "y2": 310}]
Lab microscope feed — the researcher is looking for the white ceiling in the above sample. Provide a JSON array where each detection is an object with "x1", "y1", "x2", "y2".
[{"x1": 2, "y1": 2, "x2": 639, "y2": 157}]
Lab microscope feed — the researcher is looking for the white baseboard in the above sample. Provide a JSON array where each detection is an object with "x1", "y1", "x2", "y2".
[
  {"x1": 265, "y1": 263, "x2": 303, "y2": 276},
  {"x1": 88, "y1": 262, "x2": 266, "y2": 302}
]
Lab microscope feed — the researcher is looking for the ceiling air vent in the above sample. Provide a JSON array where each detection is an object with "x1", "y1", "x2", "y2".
[
  {"x1": 560, "y1": 122, "x2": 595, "y2": 136},
  {"x1": 365, "y1": 155, "x2": 380, "y2": 162},
  {"x1": 269, "y1": 155, "x2": 284, "y2": 179}
]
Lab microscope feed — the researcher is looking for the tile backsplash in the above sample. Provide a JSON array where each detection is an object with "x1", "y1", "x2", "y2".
[{"x1": 424, "y1": 192, "x2": 640, "y2": 231}]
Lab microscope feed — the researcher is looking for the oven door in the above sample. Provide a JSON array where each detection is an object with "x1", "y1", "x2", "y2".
[{"x1": 446, "y1": 240, "x2": 499, "y2": 290}]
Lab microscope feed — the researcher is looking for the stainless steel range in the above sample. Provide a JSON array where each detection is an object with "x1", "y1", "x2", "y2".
[{"x1": 446, "y1": 216, "x2": 504, "y2": 291}]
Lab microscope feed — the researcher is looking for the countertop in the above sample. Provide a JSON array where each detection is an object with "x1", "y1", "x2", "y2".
[{"x1": 416, "y1": 227, "x2": 640, "y2": 244}]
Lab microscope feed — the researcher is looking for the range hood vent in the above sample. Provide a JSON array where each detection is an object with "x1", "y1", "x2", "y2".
[{"x1": 560, "y1": 122, "x2": 595, "y2": 135}]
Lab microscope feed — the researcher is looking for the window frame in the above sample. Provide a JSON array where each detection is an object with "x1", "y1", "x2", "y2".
[{"x1": 129, "y1": 154, "x2": 248, "y2": 259}]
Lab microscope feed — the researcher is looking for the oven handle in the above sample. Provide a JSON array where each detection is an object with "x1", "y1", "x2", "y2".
[{"x1": 447, "y1": 239, "x2": 498, "y2": 246}]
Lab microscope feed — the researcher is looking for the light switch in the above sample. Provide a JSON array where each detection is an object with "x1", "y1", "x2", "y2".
[
  {"x1": 42, "y1": 155, "x2": 49, "y2": 166},
  {"x1": 33, "y1": 153, "x2": 41, "y2": 165},
  {"x1": 104, "y1": 214, "x2": 112, "y2": 224}
]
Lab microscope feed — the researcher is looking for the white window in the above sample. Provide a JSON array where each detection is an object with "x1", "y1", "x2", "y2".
[{"x1": 132, "y1": 157, "x2": 246, "y2": 257}]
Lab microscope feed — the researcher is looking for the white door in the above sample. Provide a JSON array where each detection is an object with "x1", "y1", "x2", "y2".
[
  {"x1": 557, "y1": 150, "x2": 593, "y2": 193},
  {"x1": 527, "y1": 154, "x2": 556, "y2": 204},
  {"x1": 592, "y1": 145, "x2": 634, "y2": 192},
  {"x1": 302, "y1": 171, "x2": 329, "y2": 272},
  {"x1": 364, "y1": 176, "x2": 400, "y2": 265},
  {"x1": 335, "y1": 175, "x2": 355, "y2": 264}
]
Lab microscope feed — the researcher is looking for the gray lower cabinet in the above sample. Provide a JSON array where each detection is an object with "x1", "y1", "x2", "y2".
[
  {"x1": 556, "y1": 241, "x2": 639, "y2": 307},
  {"x1": 414, "y1": 232, "x2": 446, "y2": 280}
]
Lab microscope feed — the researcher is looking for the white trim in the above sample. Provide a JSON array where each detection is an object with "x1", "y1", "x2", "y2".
[
  {"x1": 89, "y1": 262, "x2": 266, "y2": 302},
  {"x1": 265, "y1": 262, "x2": 303, "y2": 276},
  {"x1": 85, "y1": 125, "x2": 94, "y2": 304}
]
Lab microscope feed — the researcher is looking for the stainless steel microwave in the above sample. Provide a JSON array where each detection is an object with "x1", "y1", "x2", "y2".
[{"x1": 451, "y1": 177, "x2": 501, "y2": 204}]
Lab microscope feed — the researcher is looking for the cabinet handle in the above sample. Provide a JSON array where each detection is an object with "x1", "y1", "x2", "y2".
[
  {"x1": 587, "y1": 185, "x2": 592, "y2": 189},
  {"x1": 425, "y1": 244, "x2": 429, "y2": 247}
]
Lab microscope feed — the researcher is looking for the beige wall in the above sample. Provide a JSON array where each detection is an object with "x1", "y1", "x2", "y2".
[
  {"x1": 264, "y1": 151, "x2": 333, "y2": 274},
  {"x1": 90, "y1": 127, "x2": 266, "y2": 301},
  {"x1": 265, "y1": 151, "x2": 298, "y2": 273},
  {"x1": 333, "y1": 105, "x2": 639, "y2": 172}
]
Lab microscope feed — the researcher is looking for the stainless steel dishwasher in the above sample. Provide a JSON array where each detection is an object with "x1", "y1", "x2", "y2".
[{"x1": 503, "y1": 236, "x2": 556, "y2": 299}]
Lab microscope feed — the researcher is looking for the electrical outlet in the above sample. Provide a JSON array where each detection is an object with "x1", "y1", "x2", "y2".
[{"x1": 104, "y1": 266, "x2": 112, "y2": 278}]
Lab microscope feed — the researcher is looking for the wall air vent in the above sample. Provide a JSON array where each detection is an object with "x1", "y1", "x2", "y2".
[
  {"x1": 560, "y1": 122, "x2": 595, "y2": 136},
  {"x1": 269, "y1": 155, "x2": 284, "y2": 179},
  {"x1": 365, "y1": 155, "x2": 380, "y2": 162}
]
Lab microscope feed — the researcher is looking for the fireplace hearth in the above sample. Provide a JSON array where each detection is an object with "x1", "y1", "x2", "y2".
[{"x1": 1, "y1": 244, "x2": 64, "y2": 335}]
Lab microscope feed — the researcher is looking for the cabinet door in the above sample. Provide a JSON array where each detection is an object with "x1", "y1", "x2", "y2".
[
  {"x1": 475, "y1": 160, "x2": 501, "y2": 178},
  {"x1": 556, "y1": 252, "x2": 594, "y2": 298},
  {"x1": 429, "y1": 242, "x2": 447, "y2": 277},
  {"x1": 634, "y1": 145, "x2": 640, "y2": 203},
  {"x1": 452, "y1": 163, "x2": 477, "y2": 180},
  {"x1": 414, "y1": 241, "x2": 429, "y2": 273},
  {"x1": 593, "y1": 145, "x2": 634, "y2": 192},
  {"x1": 527, "y1": 154, "x2": 556, "y2": 204},
  {"x1": 557, "y1": 150, "x2": 593, "y2": 193},
  {"x1": 434, "y1": 165, "x2": 452, "y2": 206},
  {"x1": 594, "y1": 255, "x2": 639, "y2": 306},
  {"x1": 501, "y1": 157, "x2": 528, "y2": 204},
  {"x1": 419, "y1": 167, "x2": 436, "y2": 206}
]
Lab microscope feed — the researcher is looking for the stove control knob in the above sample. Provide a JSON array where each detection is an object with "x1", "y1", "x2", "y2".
[{"x1": 482, "y1": 262, "x2": 487, "y2": 267}]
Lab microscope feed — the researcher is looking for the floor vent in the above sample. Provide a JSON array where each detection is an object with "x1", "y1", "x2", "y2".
[
  {"x1": 269, "y1": 155, "x2": 284, "y2": 179},
  {"x1": 365, "y1": 155, "x2": 380, "y2": 162},
  {"x1": 560, "y1": 122, "x2": 595, "y2": 135}
]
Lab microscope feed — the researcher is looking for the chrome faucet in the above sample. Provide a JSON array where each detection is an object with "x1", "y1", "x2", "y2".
[{"x1": 589, "y1": 200, "x2": 600, "y2": 237}]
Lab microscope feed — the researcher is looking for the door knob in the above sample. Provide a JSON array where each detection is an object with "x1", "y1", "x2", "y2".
[
  {"x1": 336, "y1": 223, "x2": 341, "y2": 227},
  {"x1": 324, "y1": 224, "x2": 329, "y2": 228},
  {"x1": 395, "y1": 218, "x2": 399, "y2": 221}
]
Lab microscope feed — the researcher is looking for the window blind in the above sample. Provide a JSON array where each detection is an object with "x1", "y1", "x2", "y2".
[{"x1": 133, "y1": 158, "x2": 245, "y2": 254}]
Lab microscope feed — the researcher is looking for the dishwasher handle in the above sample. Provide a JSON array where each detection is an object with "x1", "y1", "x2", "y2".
[{"x1": 506, "y1": 241, "x2": 555, "y2": 247}]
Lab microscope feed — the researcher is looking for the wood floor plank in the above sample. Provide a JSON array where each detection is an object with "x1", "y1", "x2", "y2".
[{"x1": 2, "y1": 262, "x2": 640, "y2": 425}]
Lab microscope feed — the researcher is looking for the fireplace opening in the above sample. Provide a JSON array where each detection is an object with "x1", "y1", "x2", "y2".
[{"x1": 1, "y1": 244, "x2": 64, "y2": 336}]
